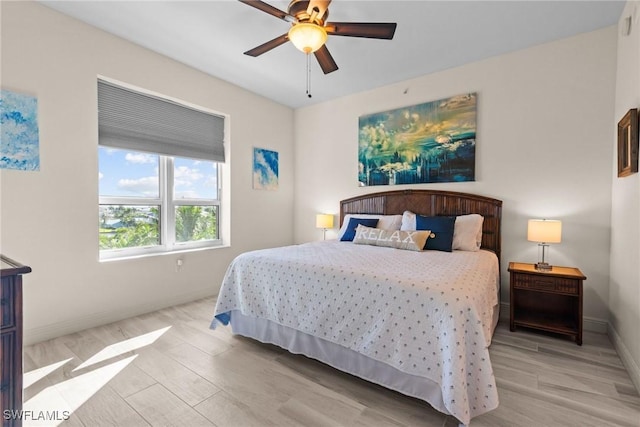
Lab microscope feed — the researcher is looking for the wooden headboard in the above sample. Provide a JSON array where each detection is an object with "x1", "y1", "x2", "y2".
[{"x1": 340, "y1": 189, "x2": 503, "y2": 260}]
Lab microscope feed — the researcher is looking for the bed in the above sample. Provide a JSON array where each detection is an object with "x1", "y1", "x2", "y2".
[{"x1": 211, "y1": 189, "x2": 502, "y2": 425}]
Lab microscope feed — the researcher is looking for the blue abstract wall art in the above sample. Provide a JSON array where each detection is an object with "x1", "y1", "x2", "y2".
[
  {"x1": 358, "y1": 93, "x2": 476, "y2": 186},
  {"x1": 0, "y1": 89, "x2": 40, "y2": 171},
  {"x1": 253, "y1": 147, "x2": 278, "y2": 190}
]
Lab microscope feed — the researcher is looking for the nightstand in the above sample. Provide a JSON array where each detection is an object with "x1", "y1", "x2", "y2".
[{"x1": 508, "y1": 262, "x2": 586, "y2": 345}]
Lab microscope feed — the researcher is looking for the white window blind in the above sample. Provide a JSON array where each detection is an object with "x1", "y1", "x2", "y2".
[{"x1": 97, "y1": 80, "x2": 225, "y2": 163}]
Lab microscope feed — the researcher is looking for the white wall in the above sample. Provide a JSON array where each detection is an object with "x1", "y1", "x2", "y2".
[
  {"x1": 0, "y1": 2, "x2": 294, "y2": 344},
  {"x1": 609, "y1": 1, "x2": 640, "y2": 392},
  {"x1": 1, "y1": 2, "x2": 631, "y2": 370},
  {"x1": 294, "y1": 27, "x2": 618, "y2": 325}
]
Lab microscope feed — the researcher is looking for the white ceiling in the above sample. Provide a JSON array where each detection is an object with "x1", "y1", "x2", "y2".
[{"x1": 41, "y1": 1, "x2": 624, "y2": 109}]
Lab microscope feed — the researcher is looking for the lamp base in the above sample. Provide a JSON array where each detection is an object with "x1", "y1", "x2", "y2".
[{"x1": 535, "y1": 262, "x2": 552, "y2": 271}]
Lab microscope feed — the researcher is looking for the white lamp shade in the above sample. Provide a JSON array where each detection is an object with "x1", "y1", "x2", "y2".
[
  {"x1": 316, "y1": 214, "x2": 334, "y2": 229},
  {"x1": 527, "y1": 219, "x2": 562, "y2": 243},
  {"x1": 288, "y1": 23, "x2": 327, "y2": 53}
]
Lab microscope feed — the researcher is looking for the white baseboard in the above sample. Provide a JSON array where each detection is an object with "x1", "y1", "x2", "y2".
[
  {"x1": 608, "y1": 323, "x2": 640, "y2": 394},
  {"x1": 499, "y1": 301, "x2": 509, "y2": 321},
  {"x1": 499, "y1": 302, "x2": 608, "y2": 333},
  {"x1": 583, "y1": 316, "x2": 609, "y2": 334},
  {"x1": 23, "y1": 288, "x2": 216, "y2": 346}
]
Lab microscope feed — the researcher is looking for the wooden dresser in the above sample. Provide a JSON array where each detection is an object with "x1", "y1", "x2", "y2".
[{"x1": 1, "y1": 255, "x2": 31, "y2": 427}]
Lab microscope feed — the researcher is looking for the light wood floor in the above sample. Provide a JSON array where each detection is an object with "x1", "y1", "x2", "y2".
[{"x1": 23, "y1": 297, "x2": 640, "y2": 427}]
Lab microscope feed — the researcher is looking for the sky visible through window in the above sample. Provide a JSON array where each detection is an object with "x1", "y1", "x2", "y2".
[{"x1": 99, "y1": 147, "x2": 217, "y2": 199}]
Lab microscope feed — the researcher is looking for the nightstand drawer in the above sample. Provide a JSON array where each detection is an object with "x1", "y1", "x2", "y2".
[{"x1": 512, "y1": 273, "x2": 579, "y2": 294}]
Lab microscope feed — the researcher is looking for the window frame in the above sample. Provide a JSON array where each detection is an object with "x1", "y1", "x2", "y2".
[{"x1": 99, "y1": 153, "x2": 222, "y2": 261}]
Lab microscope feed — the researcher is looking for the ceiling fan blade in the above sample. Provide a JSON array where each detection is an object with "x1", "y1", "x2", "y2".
[
  {"x1": 314, "y1": 45, "x2": 338, "y2": 74},
  {"x1": 307, "y1": 0, "x2": 332, "y2": 21},
  {"x1": 326, "y1": 22, "x2": 397, "y2": 39},
  {"x1": 238, "y1": 0, "x2": 294, "y2": 22},
  {"x1": 244, "y1": 33, "x2": 289, "y2": 57}
]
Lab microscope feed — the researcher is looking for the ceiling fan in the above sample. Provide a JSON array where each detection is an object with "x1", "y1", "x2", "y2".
[{"x1": 239, "y1": 0, "x2": 397, "y2": 75}]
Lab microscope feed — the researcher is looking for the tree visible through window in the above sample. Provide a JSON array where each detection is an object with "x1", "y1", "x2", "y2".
[{"x1": 98, "y1": 147, "x2": 220, "y2": 258}]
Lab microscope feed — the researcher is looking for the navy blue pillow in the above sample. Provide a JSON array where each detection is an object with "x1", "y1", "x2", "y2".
[
  {"x1": 340, "y1": 218, "x2": 379, "y2": 242},
  {"x1": 415, "y1": 215, "x2": 456, "y2": 251}
]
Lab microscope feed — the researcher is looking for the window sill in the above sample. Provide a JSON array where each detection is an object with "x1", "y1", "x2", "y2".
[{"x1": 99, "y1": 243, "x2": 230, "y2": 263}]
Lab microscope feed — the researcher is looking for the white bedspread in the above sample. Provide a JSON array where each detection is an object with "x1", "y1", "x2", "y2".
[{"x1": 212, "y1": 241, "x2": 499, "y2": 425}]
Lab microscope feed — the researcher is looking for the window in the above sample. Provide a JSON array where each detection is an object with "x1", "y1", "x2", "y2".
[{"x1": 98, "y1": 80, "x2": 225, "y2": 259}]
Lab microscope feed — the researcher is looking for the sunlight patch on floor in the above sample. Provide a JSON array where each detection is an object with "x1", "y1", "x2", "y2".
[
  {"x1": 23, "y1": 355, "x2": 137, "y2": 426},
  {"x1": 73, "y1": 326, "x2": 171, "y2": 371},
  {"x1": 19, "y1": 326, "x2": 172, "y2": 426},
  {"x1": 23, "y1": 358, "x2": 74, "y2": 389}
]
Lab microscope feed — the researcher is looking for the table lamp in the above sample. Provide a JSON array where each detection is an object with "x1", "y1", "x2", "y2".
[
  {"x1": 316, "y1": 214, "x2": 334, "y2": 240},
  {"x1": 527, "y1": 219, "x2": 562, "y2": 270}
]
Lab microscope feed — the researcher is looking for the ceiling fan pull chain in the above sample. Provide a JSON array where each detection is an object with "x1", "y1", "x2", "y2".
[{"x1": 306, "y1": 53, "x2": 312, "y2": 98}]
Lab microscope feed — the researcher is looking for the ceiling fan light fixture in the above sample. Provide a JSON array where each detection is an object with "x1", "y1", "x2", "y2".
[{"x1": 288, "y1": 22, "x2": 327, "y2": 53}]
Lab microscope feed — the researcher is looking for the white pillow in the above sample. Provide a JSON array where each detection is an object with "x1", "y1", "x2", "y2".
[
  {"x1": 452, "y1": 214, "x2": 484, "y2": 251},
  {"x1": 337, "y1": 214, "x2": 402, "y2": 240},
  {"x1": 402, "y1": 211, "x2": 484, "y2": 251},
  {"x1": 400, "y1": 210, "x2": 417, "y2": 231}
]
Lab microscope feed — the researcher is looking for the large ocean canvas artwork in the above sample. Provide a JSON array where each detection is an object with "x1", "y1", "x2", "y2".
[
  {"x1": 253, "y1": 147, "x2": 279, "y2": 190},
  {"x1": 358, "y1": 93, "x2": 476, "y2": 186},
  {"x1": 0, "y1": 89, "x2": 40, "y2": 171}
]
